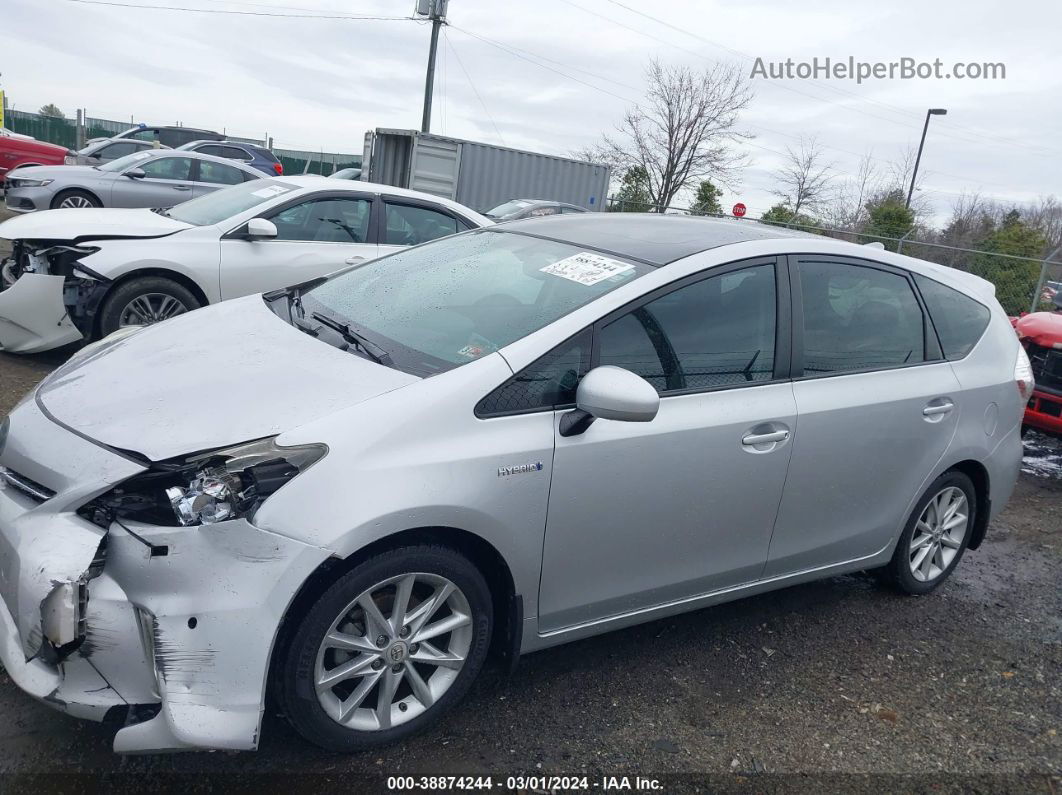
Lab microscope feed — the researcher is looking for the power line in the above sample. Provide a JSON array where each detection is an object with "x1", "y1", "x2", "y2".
[
  {"x1": 579, "y1": 0, "x2": 1053, "y2": 158},
  {"x1": 448, "y1": 25, "x2": 637, "y2": 105},
  {"x1": 444, "y1": 30, "x2": 506, "y2": 146},
  {"x1": 57, "y1": 0, "x2": 414, "y2": 20},
  {"x1": 452, "y1": 21, "x2": 1015, "y2": 193}
]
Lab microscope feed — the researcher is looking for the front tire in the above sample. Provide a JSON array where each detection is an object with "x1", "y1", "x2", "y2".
[
  {"x1": 279, "y1": 545, "x2": 493, "y2": 752},
  {"x1": 50, "y1": 189, "x2": 101, "y2": 209},
  {"x1": 96, "y1": 276, "x2": 200, "y2": 338},
  {"x1": 880, "y1": 471, "x2": 976, "y2": 595}
]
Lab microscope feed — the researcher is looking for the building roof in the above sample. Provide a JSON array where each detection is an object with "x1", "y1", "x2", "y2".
[{"x1": 497, "y1": 212, "x2": 819, "y2": 266}]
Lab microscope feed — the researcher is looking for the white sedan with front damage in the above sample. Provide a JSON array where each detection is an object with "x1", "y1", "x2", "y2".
[{"x1": 0, "y1": 176, "x2": 489, "y2": 353}]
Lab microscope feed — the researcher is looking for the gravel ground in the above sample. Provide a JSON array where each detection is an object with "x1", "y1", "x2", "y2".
[{"x1": 0, "y1": 246, "x2": 1059, "y2": 789}]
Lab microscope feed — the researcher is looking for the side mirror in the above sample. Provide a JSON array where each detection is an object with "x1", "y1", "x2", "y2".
[
  {"x1": 559, "y1": 365, "x2": 660, "y2": 437},
  {"x1": 245, "y1": 218, "x2": 278, "y2": 240},
  {"x1": 125, "y1": 167, "x2": 146, "y2": 179}
]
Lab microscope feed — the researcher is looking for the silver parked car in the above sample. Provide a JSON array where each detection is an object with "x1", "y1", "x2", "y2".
[
  {"x1": 67, "y1": 137, "x2": 168, "y2": 166},
  {"x1": 3, "y1": 149, "x2": 263, "y2": 212},
  {"x1": 0, "y1": 215, "x2": 1027, "y2": 754}
]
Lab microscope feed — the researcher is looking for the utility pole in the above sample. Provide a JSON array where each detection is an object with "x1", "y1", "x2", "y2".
[
  {"x1": 906, "y1": 108, "x2": 947, "y2": 209},
  {"x1": 417, "y1": 0, "x2": 449, "y2": 133}
]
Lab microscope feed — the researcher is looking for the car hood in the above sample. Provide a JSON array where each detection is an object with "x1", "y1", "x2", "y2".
[
  {"x1": 36, "y1": 296, "x2": 420, "y2": 461},
  {"x1": 8, "y1": 165, "x2": 98, "y2": 180},
  {"x1": 0, "y1": 207, "x2": 192, "y2": 243}
]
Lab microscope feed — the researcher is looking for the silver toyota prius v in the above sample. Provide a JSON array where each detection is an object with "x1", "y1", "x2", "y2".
[{"x1": 0, "y1": 215, "x2": 1029, "y2": 753}]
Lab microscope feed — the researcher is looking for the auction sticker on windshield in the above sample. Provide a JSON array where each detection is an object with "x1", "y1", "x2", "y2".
[
  {"x1": 251, "y1": 184, "x2": 293, "y2": 199},
  {"x1": 541, "y1": 252, "x2": 634, "y2": 286}
]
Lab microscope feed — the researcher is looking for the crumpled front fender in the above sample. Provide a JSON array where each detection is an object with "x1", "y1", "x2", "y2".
[{"x1": 0, "y1": 273, "x2": 83, "y2": 353}]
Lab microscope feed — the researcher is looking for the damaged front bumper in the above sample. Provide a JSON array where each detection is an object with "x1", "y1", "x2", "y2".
[
  {"x1": 0, "y1": 396, "x2": 330, "y2": 752},
  {"x1": 0, "y1": 272, "x2": 84, "y2": 353},
  {"x1": 0, "y1": 242, "x2": 110, "y2": 353}
]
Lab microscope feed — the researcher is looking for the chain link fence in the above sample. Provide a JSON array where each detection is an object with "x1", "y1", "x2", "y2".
[
  {"x1": 3, "y1": 109, "x2": 360, "y2": 178},
  {"x1": 606, "y1": 198, "x2": 1061, "y2": 316}
]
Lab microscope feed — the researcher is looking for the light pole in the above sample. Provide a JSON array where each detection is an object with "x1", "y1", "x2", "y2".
[{"x1": 906, "y1": 108, "x2": 947, "y2": 209}]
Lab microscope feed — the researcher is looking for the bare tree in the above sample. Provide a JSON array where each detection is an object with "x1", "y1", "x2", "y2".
[
  {"x1": 771, "y1": 137, "x2": 833, "y2": 217},
  {"x1": 882, "y1": 146, "x2": 932, "y2": 218},
  {"x1": 823, "y1": 150, "x2": 878, "y2": 230},
  {"x1": 587, "y1": 59, "x2": 752, "y2": 211}
]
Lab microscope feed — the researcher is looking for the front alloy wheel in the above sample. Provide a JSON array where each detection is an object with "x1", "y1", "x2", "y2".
[
  {"x1": 314, "y1": 572, "x2": 473, "y2": 731},
  {"x1": 281, "y1": 545, "x2": 492, "y2": 751},
  {"x1": 117, "y1": 292, "x2": 189, "y2": 327}
]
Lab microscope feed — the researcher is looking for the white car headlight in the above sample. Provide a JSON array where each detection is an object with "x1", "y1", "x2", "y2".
[{"x1": 12, "y1": 178, "x2": 53, "y2": 188}]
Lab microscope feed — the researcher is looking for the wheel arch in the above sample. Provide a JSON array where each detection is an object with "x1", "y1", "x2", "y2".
[
  {"x1": 266, "y1": 526, "x2": 520, "y2": 705},
  {"x1": 50, "y1": 186, "x2": 103, "y2": 209},
  {"x1": 945, "y1": 459, "x2": 991, "y2": 550},
  {"x1": 90, "y1": 267, "x2": 211, "y2": 337}
]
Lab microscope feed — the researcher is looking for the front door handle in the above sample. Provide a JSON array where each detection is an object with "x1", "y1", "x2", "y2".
[
  {"x1": 345, "y1": 256, "x2": 366, "y2": 264},
  {"x1": 742, "y1": 429, "x2": 790, "y2": 446},
  {"x1": 173, "y1": 185, "x2": 192, "y2": 191}
]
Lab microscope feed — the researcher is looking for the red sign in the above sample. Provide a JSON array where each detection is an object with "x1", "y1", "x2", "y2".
[{"x1": 732, "y1": 202, "x2": 747, "y2": 218}]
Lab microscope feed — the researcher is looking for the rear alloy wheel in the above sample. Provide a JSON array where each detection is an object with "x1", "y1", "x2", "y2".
[
  {"x1": 880, "y1": 471, "x2": 976, "y2": 594},
  {"x1": 51, "y1": 189, "x2": 101, "y2": 209},
  {"x1": 280, "y1": 546, "x2": 492, "y2": 751},
  {"x1": 96, "y1": 276, "x2": 201, "y2": 338}
]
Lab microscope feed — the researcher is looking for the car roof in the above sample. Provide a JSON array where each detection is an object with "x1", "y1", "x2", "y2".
[
  {"x1": 496, "y1": 213, "x2": 820, "y2": 266},
  {"x1": 269, "y1": 176, "x2": 491, "y2": 224},
  {"x1": 178, "y1": 139, "x2": 267, "y2": 151}
]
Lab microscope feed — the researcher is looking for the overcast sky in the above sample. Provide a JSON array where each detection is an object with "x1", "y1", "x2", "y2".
[{"x1": 4, "y1": 0, "x2": 1060, "y2": 222}]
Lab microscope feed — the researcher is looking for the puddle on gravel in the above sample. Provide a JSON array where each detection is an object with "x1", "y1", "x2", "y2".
[{"x1": 1022, "y1": 430, "x2": 1062, "y2": 479}]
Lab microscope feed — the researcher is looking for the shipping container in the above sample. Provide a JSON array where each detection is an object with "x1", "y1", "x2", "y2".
[{"x1": 361, "y1": 129, "x2": 610, "y2": 213}]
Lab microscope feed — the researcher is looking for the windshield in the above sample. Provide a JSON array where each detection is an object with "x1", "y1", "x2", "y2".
[
  {"x1": 486, "y1": 199, "x2": 533, "y2": 218},
  {"x1": 166, "y1": 179, "x2": 300, "y2": 225},
  {"x1": 303, "y1": 229, "x2": 651, "y2": 376},
  {"x1": 96, "y1": 150, "x2": 157, "y2": 172}
]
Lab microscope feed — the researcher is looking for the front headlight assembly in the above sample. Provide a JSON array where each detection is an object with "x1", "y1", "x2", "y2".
[
  {"x1": 12, "y1": 178, "x2": 53, "y2": 188},
  {"x1": 80, "y1": 437, "x2": 327, "y2": 529}
]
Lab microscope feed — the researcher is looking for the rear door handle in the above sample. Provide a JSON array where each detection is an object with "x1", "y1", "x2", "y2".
[
  {"x1": 345, "y1": 256, "x2": 366, "y2": 264},
  {"x1": 173, "y1": 185, "x2": 192, "y2": 191},
  {"x1": 922, "y1": 400, "x2": 954, "y2": 417},
  {"x1": 742, "y1": 430, "x2": 790, "y2": 446}
]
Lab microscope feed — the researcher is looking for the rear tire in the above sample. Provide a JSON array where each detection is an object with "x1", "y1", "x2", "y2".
[
  {"x1": 50, "y1": 189, "x2": 101, "y2": 209},
  {"x1": 97, "y1": 276, "x2": 200, "y2": 338},
  {"x1": 880, "y1": 470, "x2": 976, "y2": 595},
  {"x1": 279, "y1": 545, "x2": 493, "y2": 752}
]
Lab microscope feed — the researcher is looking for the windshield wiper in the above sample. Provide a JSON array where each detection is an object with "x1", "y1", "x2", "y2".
[{"x1": 311, "y1": 311, "x2": 392, "y2": 366}]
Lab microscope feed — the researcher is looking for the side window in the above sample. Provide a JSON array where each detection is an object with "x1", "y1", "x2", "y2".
[
  {"x1": 268, "y1": 197, "x2": 371, "y2": 243},
  {"x1": 198, "y1": 160, "x2": 246, "y2": 186},
  {"x1": 202, "y1": 145, "x2": 252, "y2": 161},
  {"x1": 138, "y1": 157, "x2": 193, "y2": 181},
  {"x1": 559, "y1": 206, "x2": 584, "y2": 214},
  {"x1": 529, "y1": 205, "x2": 559, "y2": 217},
  {"x1": 384, "y1": 202, "x2": 459, "y2": 246},
  {"x1": 798, "y1": 259, "x2": 925, "y2": 374},
  {"x1": 914, "y1": 274, "x2": 991, "y2": 360},
  {"x1": 129, "y1": 129, "x2": 157, "y2": 142},
  {"x1": 476, "y1": 330, "x2": 591, "y2": 416},
  {"x1": 597, "y1": 263, "x2": 777, "y2": 393},
  {"x1": 98, "y1": 142, "x2": 138, "y2": 161}
]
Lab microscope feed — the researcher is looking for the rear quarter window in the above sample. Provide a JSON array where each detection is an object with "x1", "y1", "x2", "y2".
[{"x1": 914, "y1": 274, "x2": 991, "y2": 360}]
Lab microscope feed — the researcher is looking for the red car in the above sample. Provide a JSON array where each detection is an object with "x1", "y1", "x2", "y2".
[
  {"x1": 0, "y1": 129, "x2": 73, "y2": 185},
  {"x1": 1014, "y1": 301, "x2": 1062, "y2": 437}
]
